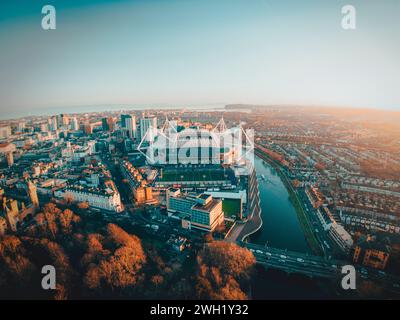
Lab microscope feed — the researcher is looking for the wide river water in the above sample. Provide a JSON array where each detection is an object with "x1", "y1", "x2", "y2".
[
  {"x1": 249, "y1": 157, "x2": 336, "y2": 298},
  {"x1": 250, "y1": 156, "x2": 312, "y2": 254}
]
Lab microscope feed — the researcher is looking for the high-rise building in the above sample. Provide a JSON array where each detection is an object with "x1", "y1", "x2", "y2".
[
  {"x1": 70, "y1": 117, "x2": 79, "y2": 131},
  {"x1": 6, "y1": 152, "x2": 13, "y2": 167},
  {"x1": 17, "y1": 122, "x2": 26, "y2": 132},
  {"x1": 121, "y1": 114, "x2": 137, "y2": 139},
  {"x1": 102, "y1": 118, "x2": 109, "y2": 131},
  {"x1": 27, "y1": 180, "x2": 39, "y2": 208},
  {"x1": 84, "y1": 123, "x2": 93, "y2": 135},
  {"x1": 0, "y1": 126, "x2": 11, "y2": 139},
  {"x1": 0, "y1": 143, "x2": 16, "y2": 167},
  {"x1": 140, "y1": 116, "x2": 157, "y2": 141},
  {"x1": 61, "y1": 114, "x2": 69, "y2": 127},
  {"x1": 40, "y1": 123, "x2": 48, "y2": 133},
  {"x1": 102, "y1": 117, "x2": 114, "y2": 132},
  {"x1": 48, "y1": 116, "x2": 58, "y2": 131},
  {"x1": 121, "y1": 114, "x2": 130, "y2": 128}
]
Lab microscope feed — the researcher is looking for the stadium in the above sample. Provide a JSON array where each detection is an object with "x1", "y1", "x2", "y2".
[{"x1": 138, "y1": 117, "x2": 253, "y2": 167}]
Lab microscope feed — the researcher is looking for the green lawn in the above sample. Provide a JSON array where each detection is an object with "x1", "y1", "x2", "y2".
[
  {"x1": 222, "y1": 198, "x2": 241, "y2": 218},
  {"x1": 160, "y1": 169, "x2": 227, "y2": 182}
]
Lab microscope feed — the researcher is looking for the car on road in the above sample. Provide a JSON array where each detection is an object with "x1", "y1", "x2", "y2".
[
  {"x1": 296, "y1": 258, "x2": 305, "y2": 263},
  {"x1": 278, "y1": 259, "x2": 286, "y2": 263},
  {"x1": 249, "y1": 249, "x2": 255, "y2": 253},
  {"x1": 256, "y1": 250, "x2": 263, "y2": 254},
  {"x1": 360, "y1": 268, "x2": 368, "y2": 275},
  {"x1": 265, "y1": 252, "x2": 272, "y2": 256},
  {"x1": 280, "y1": 255, "x2": 287, "y2": 259}
]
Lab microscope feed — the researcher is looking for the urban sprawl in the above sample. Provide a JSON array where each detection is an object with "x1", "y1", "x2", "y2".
[{"x1": 1, "y1": 105, "x2": 400, "y2": 298}]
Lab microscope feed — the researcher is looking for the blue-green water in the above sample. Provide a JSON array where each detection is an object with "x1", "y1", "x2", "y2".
[
  {"x1": 249, "y1": 157, "x2": 335, "y2": 299},
  {"x1": 251, "y1": 157, "x2": 311, "y2": 254}
]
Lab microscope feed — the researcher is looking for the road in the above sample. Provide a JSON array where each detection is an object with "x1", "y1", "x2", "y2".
[
  {"x1": 242, "y1": 241, "x2": 340, "y2": 279},
  {"x1": 241, "y1": 241, "x2": 400, "y2": 294}
]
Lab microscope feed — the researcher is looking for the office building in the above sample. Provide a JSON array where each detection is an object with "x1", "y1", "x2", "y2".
[
  {"x1": 121, "y1": 114, "x2": 137, "y2": 139},
  {"x1": 166, "y1": 188, "x2": 224, "y2": 232},
  {"x1": 102, "y1": 117, "x2": 114, "y2": 132},
  {"x1": 0, "y1": 126, "x2": 11, "y2": 139},
  {"x1": 70, "y1": 117, "x2": 79, "y2": 131},
  {"x1": 140, "y1": 116, "x2": 157, "y2": 141}
]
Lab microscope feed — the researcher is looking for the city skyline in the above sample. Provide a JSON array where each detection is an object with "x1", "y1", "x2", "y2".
[
  {"x1": 1, "y1": 107, "x2": 400, "y2": 300},
  {"x1": 1, "y1": 0, "x2": 400, "y2": 119}
]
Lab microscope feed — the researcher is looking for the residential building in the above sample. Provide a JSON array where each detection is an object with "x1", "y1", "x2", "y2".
[
  {"x1": 305, "y1": 186, "x2": 325, "y2": 209},
  {"x1": 328, "y1": 223, "x2": 353, "y2": 253},
  {"x1": 353, "y1": 235, "x2": 391, "y2": 270},
  {"x1": 55, "y1": 183, "x2": 122, "y2": 213}
]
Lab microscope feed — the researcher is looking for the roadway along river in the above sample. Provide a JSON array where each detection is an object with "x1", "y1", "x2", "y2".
[{"x1": 250, "y1": 156, "x2": 312, "y2": 254}]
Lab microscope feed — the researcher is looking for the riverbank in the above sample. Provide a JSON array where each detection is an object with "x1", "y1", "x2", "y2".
[
  {"x1": 254, "y1": 148, "x2": 323, "y2": 256},
  {"x1": 238, "y1": 165, "x2": 262, "y2": 241}
]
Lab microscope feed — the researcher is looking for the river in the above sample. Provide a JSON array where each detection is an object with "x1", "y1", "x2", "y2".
[
  {"x1": 250, "y1": 156, "x2": 312, "y2": 254},
  {"x1": 249, "y1": 156, "x2": 336, "y2": 298}
]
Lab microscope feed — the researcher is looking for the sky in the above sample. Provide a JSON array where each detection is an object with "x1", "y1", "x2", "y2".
[{"x1": 0, "y1": 0, "x2": 399, "y2": 118}]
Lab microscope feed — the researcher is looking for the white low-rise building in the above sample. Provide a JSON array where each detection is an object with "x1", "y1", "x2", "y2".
[{"x1": 55, "y1": 185, "x2": 122, "y2": 212}]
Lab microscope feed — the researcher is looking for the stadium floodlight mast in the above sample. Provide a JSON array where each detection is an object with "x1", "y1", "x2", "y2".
[
  {"x1": 213, "y1": 117, "x2": 228, "y2": 133},
  {"x1": 160, "y1": 116, "x2": 178, "y2": 134}
]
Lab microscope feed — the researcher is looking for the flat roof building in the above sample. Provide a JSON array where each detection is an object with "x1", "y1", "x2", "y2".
[{"x1": 166, "y1": 188, "x2": 224, "y2": 232}]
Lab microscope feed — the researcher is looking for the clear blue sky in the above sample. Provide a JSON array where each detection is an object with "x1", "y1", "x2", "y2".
[{"x1": 0, "y1": 0, "x2": 399, "y2": 117}]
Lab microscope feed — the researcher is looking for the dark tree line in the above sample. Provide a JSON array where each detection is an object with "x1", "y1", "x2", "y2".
[{"x1": 0, "y1": 203, "x2": 256, "y2": 299}]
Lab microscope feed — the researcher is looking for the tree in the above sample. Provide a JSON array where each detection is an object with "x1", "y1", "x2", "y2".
[
  {"x1": 59, "y1": 209, "x2": 80, "y2": 234},
  {"x1": 151, "y1": 274, "x2": 164, "y2": 287},
  {"x1": 77, "y1": 202, "x2": 89, "y2": 210},
  {"x1": 195, "y1": 241, "x2": 255, "y2": 300},
  {"x1": 34, "y1": 204, "x2": 80, "y2": 239},
  {"x1": 0, "y1": 235, "x2": 35, "y2": 283},
  {"x1": 82, "y1": 224, "x2": 146, "y2": 293}
]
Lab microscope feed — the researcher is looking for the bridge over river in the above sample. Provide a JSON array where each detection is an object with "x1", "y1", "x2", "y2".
[
  {"x1": 240, "y1": 241, "x2": 342, "y2": 279},
  {"x1": 239, "y1": 242, "x2": 400, "y2": 293}
]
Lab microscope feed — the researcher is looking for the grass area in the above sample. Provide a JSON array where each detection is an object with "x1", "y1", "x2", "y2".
[
  {"x1": 222, "y1": 198, "x2": 241, "y2": 218},
  {"x1": 288, "y1": 189, "x2": 323, "y2": 256},
  {"x1": 160, "y1": 168, "x2": 228, "y2": 182}
]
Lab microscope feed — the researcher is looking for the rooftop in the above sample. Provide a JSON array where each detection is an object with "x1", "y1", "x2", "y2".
[{"x1": 192, "y1": 198, "x2": 221, "y2": 213}]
